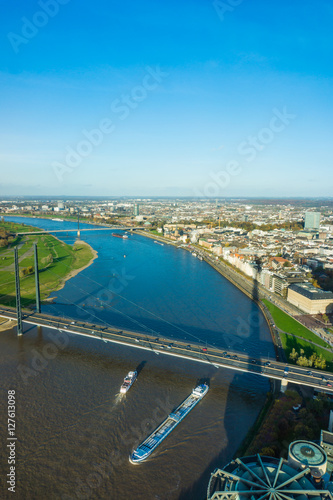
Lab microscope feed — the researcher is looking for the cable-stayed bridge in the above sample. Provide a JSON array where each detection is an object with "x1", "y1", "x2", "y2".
[{"x1": 1, "y1": 305, "x2": 333, "y2": 394}]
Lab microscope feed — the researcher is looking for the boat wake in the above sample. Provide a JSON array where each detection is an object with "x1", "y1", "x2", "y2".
[{"x1": 114, "y1": 393, "x2": 126, "y2": 405}]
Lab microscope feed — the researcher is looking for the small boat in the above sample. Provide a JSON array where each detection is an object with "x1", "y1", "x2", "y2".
[
  {"x1": 192, "y1": 252, "x2": 197, "y2": 257},
  {"x1": 198, "y1": 255, "x2": 203, "y2": 261},
  {"x1": 120, "y1": 371, "x2": 137, "y2": 394},
  {"x1": 129, "y1": 383, "x2": 208, "y2": 463},
  {"x1": 52, "y1": 218, "x2": 64, "y2": 222}
]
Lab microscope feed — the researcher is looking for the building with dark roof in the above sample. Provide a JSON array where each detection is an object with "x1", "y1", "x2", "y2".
[{"x1": 287, "y1": 283, "x2": 333, "y2": 314}]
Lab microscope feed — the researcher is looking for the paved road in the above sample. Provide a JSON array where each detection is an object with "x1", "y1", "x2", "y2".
[{"x1": 1, "y1": 306, "x2": 333, "y2": 394}]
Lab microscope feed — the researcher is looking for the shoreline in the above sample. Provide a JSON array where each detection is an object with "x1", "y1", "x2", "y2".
[
  {"x1": 43, "y1": 240, "x2": 98, "y2": 301},
  {"x1": 135, "y1": 230, "x2": 278, "y2": 347},
  {"x1": 1, "y1": 217, "x2": 99, "y2": 306}
]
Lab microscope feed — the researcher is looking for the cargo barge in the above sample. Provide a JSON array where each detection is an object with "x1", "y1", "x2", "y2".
[
  {"x1": 129, "y1": 383, "x2": 209, "y2": 464},
  {"x1": 112, "y1": 233, "x2": 128, "y2": 239}
]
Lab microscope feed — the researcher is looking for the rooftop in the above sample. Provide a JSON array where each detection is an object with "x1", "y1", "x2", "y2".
[{"x1": 289, "y1": 283, "x2": 333, "y2": 301}]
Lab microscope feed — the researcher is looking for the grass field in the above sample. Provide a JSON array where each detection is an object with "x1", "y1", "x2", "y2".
[
  {"x1": 0, "y1": 222, "x2": 95, "y2": 308},
  {"x1": 262, "y1": 299, "x2": 329, "y2": 348},
  {"x1": 262, "y1": 299, "x2": 333, "y2": 371}
]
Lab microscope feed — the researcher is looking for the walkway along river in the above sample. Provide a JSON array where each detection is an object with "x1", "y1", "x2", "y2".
[{"x1": 0, "y1": 216, "x2": 275, "y2": 500}]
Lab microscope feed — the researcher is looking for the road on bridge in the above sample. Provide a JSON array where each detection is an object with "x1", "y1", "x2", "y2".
[{"x1": 1, "y1": 306, "x2": 333, "y2": 395}]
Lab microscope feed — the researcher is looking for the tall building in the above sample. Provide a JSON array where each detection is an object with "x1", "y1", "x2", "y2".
[
  {"x1": 134, "y1": 204, "x2": 140, "y2": 216},
  {"x1": 304, "y1": 211, "x2": 320, "y2": 230}
]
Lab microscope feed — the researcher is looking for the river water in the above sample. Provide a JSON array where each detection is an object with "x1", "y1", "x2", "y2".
[{"x1": 0, "y1": 216, "x2": 275, "y2": 500}]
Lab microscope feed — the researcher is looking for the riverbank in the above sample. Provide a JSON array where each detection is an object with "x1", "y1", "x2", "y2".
[
  {"x1": 0, "y1": 221, "x2": 97, "y2": 307},
  {"x1": 51, "y1": 240, "x2": 98, "y2": 295},
  {"x1": 136, "y1": 229, "x2": 280, "y2": 357}
]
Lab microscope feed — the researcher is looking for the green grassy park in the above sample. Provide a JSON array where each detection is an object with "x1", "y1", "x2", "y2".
[
  {"x1": 262, "y1": 299, "x2": 333, "y2": 371},
  {"x1": 0, "y1": 221, "x2": 95, "y2": 308}
]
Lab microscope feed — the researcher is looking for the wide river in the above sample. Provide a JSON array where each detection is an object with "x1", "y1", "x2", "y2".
[{"x1": 0, "y1": 217, "x2": 275, "y2": 500}]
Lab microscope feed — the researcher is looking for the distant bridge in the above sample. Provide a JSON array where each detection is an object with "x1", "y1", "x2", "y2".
[
  {"x1": 1, "y1": 306, "x2": 333, "y2": 394},
  {"x1": 15, "y1": 226, "x2": 142, "y2": 236}
]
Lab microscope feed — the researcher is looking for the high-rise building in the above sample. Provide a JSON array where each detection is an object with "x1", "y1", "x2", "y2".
[
  {"x1": 134, "y1": 204, "x2": 140, "y2": 216},
  {"x1": 304, "y1": 211, "x2": 320, "y2": 230}
]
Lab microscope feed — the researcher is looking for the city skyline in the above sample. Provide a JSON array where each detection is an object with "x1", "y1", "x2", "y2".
[{"x1": 1, "y1": 0, "x2": 332, "y2": 197}]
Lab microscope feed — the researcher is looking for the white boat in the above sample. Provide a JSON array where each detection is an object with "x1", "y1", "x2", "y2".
[
  {"x1": 52, "y1": 218, "x2": 64, "y2": 222},
  {"x1": 129, "y1": 383, "x2": 209, "y2": 464},
  {"x1": 120, "y1": 371, "x2": 137, "y2": 393},
  {"x1": 192, "y1": 252, "x2": 197, "y2": 257}
]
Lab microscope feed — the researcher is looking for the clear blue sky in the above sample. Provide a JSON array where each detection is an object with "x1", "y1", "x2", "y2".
[{"x1": 1, "y1": 0, "x2": 332, "y2": 197}]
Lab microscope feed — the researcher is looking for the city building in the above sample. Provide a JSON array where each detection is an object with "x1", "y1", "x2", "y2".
[
  {"x1": 305, "y1": 212, "x2": 321, "y2": 230},
  {"x1": 288, "y1": 440, "x2": 327, "y2": 479},
  {"x1": 321, "y1": 430, "x2": 333, "y2": 474},
  {"x1": 287, "y1": 283, "x2": 333, "y2": 314}
]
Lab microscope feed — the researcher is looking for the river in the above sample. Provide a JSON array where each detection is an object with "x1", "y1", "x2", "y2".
[{"x1": 0, "y1": 216, "x2": 275, "y2": 500}]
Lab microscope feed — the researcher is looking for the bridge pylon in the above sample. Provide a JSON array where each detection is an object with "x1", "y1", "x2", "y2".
[
  {"x1": 34, "y1": 243, "x2": 41, "y2": 313},
  {"x1": 14, "y1": 247, "x2": 23, "y2": 336}
]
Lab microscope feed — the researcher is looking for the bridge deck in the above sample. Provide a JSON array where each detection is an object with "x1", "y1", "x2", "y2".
[
  {"x1": 1, "y1": 306, "x2": 333, "y2": 394},
  {"x1": 15, "y1": 227, "x2": 141, "y2": 235}
]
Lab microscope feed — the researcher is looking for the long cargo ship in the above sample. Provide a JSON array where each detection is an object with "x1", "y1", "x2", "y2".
[
  {"x1": 129, "y1": 383, "x2": 208, "y2": 464},
  {"x1": 112, "y1": 233, "x2": 128, "y2": 239}
]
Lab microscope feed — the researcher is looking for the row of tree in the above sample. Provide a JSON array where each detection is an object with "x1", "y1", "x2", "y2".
[
  {"x1": 19, "y1": 266, "x2": 34, "y2": 278},
  {"x1": 289, "y1": 348, "x2": 327, "y2": 369}
]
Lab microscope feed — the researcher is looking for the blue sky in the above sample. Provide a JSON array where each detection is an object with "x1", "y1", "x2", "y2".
[{"x1": 1, "y1": 0, "x2": 332, "y2": 197}]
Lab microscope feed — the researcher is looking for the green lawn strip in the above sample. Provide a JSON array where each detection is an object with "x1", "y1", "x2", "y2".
[
  {"x1": 0, "y1": 226, "x2": 94, "y2": 307},
  {"x1": 0, "y1": 221, "x2": 41, "y2": 233},
  {"x1": 262, "y1": 299, "x2": 329, "y2": 348},
  {"x1": 280, "y1": 332, "x2": 333, "y2": 372}
]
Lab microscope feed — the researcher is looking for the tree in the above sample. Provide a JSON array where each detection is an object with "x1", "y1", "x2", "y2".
[{"x1": 322, "y1": 314, "x2": 329, "y2": 324}]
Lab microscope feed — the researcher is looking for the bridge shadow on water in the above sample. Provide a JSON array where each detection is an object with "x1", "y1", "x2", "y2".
[
  {"x1": 177, "y1": 370, "x2": 268, "y2": 500},
  {"x1": 178, "y1": 263, "x2": 275, "y2": 499},
  {"x1": 41, "y1": 297, "x2": 275, "y2": 361},
  {"x1": 4, "y1": 256, "x2": 277, "y2": 499}
]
